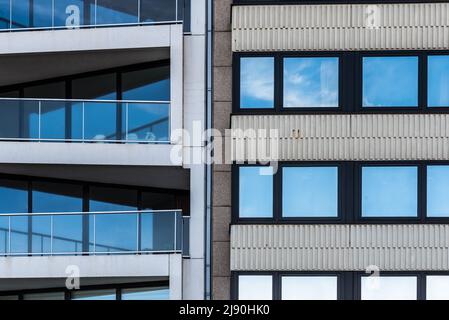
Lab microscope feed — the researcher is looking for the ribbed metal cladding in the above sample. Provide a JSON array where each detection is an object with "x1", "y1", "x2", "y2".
[
  {"x1": 232, "y1": 3, "x2": 449, "y2": 51},
  {"x1": 231, "y1": 224, "x2": 449, "y2": 271},
  {"x1": 231, "y1": 114, "x2": 449, "y2": 161}
]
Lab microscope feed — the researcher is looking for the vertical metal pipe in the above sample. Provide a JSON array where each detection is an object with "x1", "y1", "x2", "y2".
[
  {"x1": 137, "y1": 0, "x2": 141, "y2": 23},
  {"x1": 82, "y1": 102, "x2": 85, "y2": 141},
  {"x1": 38, "y1": 100, "x2": 41, "y2": 140},
  {"x1": 173, "y1": 211, "x2": 177, "y2": 251}
]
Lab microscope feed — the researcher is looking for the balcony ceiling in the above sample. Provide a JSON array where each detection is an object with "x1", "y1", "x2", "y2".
[
  {"x1": 0, "y1": 164, "x2": 189, "y2": 191},
  {"x1": 0, "y1": 47, "x2": 170, "y2": 86}
]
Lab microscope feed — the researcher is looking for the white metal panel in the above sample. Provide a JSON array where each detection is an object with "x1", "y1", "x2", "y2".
[
  {"x1": 231, "y1": 225, "x2": 449, "y2": 271},
  {"x1": 232, "y1": 3, "x2": 449, "y2": 51},
  {"x1": 231, "y1": 114, "x2": 449, "y2": 161}
]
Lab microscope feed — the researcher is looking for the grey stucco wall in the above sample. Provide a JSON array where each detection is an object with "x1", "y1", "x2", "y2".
[{"x1": 212, "y1": 0, "x2": 233, "y2": 300}]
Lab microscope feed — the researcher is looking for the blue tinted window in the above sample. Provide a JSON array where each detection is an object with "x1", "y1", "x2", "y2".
[
  {"x1": 123, "y1": 103, "x2": 169, "y2": 142},
  {"x1": 363, "y1": 56, "x2": 418, "y2": 107},
  {"x1": 283, "y1": 167, "x2": 338, "y2": 217},
  {"x1": 32, "y1": 182, "x2": 82, "y2": 213},
  {"x1": 122, "y1": 287, "x2": 169, "y2": 300},
  {"x1": 140, "y1": 0, "x2": 176, "y2": 23},
  {"x1": 32, "y1": 0, "x2": 52, "y2": 28},
  {"x1": 283, "y1": 57, "x2": 339, "y2": 108},
  {"x1": 0, "y1": 0, "x2": 10, "y2": 29},
  {"x1": 239, "y1": 167, "x2": 273, "y2": 218},
  {"x1": 95, "y1": 0, "x2": 138, "y2": 25},
  {"x1": 362, "y1": 166, "x2": 418, "y2": 217},
  {"x1": 0, "y1": 179, "x2": 28, "y2": 213},
  {"x1": 11, "y1": 0, "x2": 30, "y2": 28},
  {"x1": 122, "y1": 66, "x2": 170, "y2": 101},
  {"x1": 240, "y1": 57, "x2": 274, "y2": 109},
  {"x1": 72, "y1": 289, "x2": 116, "y2": 300},
  {"x1": 428, "y1": 56, "x2": 449, "y2": 107},
  {"x1": 427, "y1": 166, "x2": 449, "y2": 217}
]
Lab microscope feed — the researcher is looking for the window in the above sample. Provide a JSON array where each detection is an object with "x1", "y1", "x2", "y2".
[
  {"x1": 360, "y1": 276, "x2": 417, "y2": 300},
  {"x1": 428, "y1": 55, "x2": 449, "y2": 107},
  {"x1": 361, "y1": 166, "x2": 418, "y2": 218},
  {"x1": 140, "y1": 0, "x2": 177, "y2": 23},
  {"x1": 283, "y1": 57, "x2": 339, "y2": 108},
  {"x1": 238, "y1": 275, "x2": 272, "y2": 300},
  {"x1": 362, "y1": 56, "x2": 418, "y2": 107},
  {"x1": 121, "y1": 287, "x2": 169, "y2": 300},
  {"x1": 426, "y1": 276, "x2": 449, "y2": 300},
  {"x1": 23, "y1": 292, "x2": 65, "y2": 300},
  {"x1": 71, "y1": 289, "x2": 116, "y2": 300},
  {"x1": 427, "y1": 166, "x2": 449, "y2": 217},
  {"x1": 122, "y1": 66, "x2": 170, "y2": 101},
  {"x1": 240, "y1": 57, "x2": 274, "y2": 109},
  {"x1": 281, "y1": 276, "x2": 338, "y2": 300},
  {"x1": 54, "y1": 0, "x2": 85, "y2": 27},
  {"x1": 95, "y1": 0, "x2": 138, "y2": 25},
  {"x1": 239, "y1": 167, "x2": 273, "y2": 218},
  {"x1": 282, "y1": 166, "x2": 338, "y2": 218}
]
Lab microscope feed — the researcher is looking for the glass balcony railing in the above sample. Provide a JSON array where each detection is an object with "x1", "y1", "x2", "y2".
[
  {"x1": 0, "y1": 0, "x2": 186, "y2": 31},
  {"x1": 0, "y1": 210, "x2": 188, "y2": 256},
  {"x1": 0, "y1": 98, "x2": 170, "y2": 143}
]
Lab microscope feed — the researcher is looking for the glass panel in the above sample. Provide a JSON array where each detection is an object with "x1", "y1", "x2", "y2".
[
  {"x1": 426, "y1": 276, "x2": 449, "y2": 300},
  {"x1": 0, "y1": 216, "x2": 8, "y2": 254},
  {"x1": 363, "y1": 56, "x2": 418, "y2": 107},
  {"x1": 24, "y1": 82, "x2": 65, "y2": 99},
  {"x1": 23, "y1": 292, "x2": 65, "y2": 300},
  {"x1": 140, "y1": 0, "x2": 176, "y2": 23},
  {"x1": 0, "y1": 179, "x2": 28, "y2": 213},
  {"x1": 31, "y1": 215, "x2": 51, "y2": 253},
  {"x1": 282, "y1": 167, "x2": 338, "y2": 218},
  {"x1": 83, "y1": 101, "x2": 117, "y2": 141},
  {"x1": 54, "y1": 0, "x2": 85, "y2": 28},
  {"x1": 0, "y1": 90, "x2": 20, "y2": 98},
  {"x1": 11, "y1": 0, "x2": 30, "y2": 28},
  {"x1": 22, "y1": 100, "x2": 40, "y2": 139},
  {"x1": 239, "y1": 167, "x2": 273, "y2": 218},
  {"x1": 0, "y1": 0, "x2": 10, "y2": 29},
  {"x1": 39, "y1": 101, "x2": 66, "y2": 140},
  {"x1": 53, "y1": 214, "x2": 83, "y2": 253},
  {"x1": 427, "y1": 166, "x2": 449, "y2": 217},
  {"x1": 32, "y1": 181, "x2": 83, "y2": 213},
  {"x1": 428, "y1": 55, "x2": 449, "y2": 107},
  {"x1": 121, "y1": 287, "x2": 169, "y2": 300},
  {"x1": 95, "y1": 0, "x2": 138, "y2": 25},
  {"x1": 362, "y1": 166, "x2": 418, "y2": 217},
  {"x1": 89, "y1": 186, "x2": 137, "y2": 212},
  {"x1": 141, "y1": 211, "x2": 175, "y2": 251},
  {"x1": 281, "y1": 276, "x2": 338, "y2": 300},
  {"x1": 32, "y1": 0, "x2": 53, "y2": 28},
  {"x1": 0, "y1": 295, "x2": 19, "y2": 300},
  {"x1": 72, "y1": 73, "x2": 116, "y2": 100},
  {"x1": 141, "y1": 191, "x2": 177, "y2": 211},
  {"x1": 361, "y1": 276, "x2": 417, "y2": 300},
  {"x1": 123, "y1": 103, "x2": 169, "y2": 142},
  {"x1": 10, "y1": 215, "x2": 28, "y2": 254},
  {"x1": 93, "y1": 213, "x2": 137, "y2": 252},
  {"x1": 70, "y1": 101, "x2": 83, "y2": 140},
  {"x1": 238, "y1": 275, "x2": 272, "y2": 300},
  {"x1": 283, "y1": 57, "x2": 339, "y2": 108},
  {"x1": 122, "y1": 66, "x2": 170, "y2": 101},
  {"x1": 0, "y1": 100, "x2": 21, "y2": 139},
  {"x1": 71, "y1": 289, "x2": 116, "y2": 300},
  {"x1": 240, "y1": 57, "x2": 274, "y2": 109}
]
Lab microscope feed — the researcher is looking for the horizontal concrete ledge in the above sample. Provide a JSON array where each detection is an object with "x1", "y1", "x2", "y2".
[
  {"x1": 0, "y1": 141, "x2": 182, "y2": 166},
  {"x1": 0, "y1": 24, "x2": 180, "y2": 55},
  {"x1": 231, "y1": 224, "x2": 449, "y2": 271},
  {"x1": 0, "y1": 254, "x2": 177, "y2": 278}
]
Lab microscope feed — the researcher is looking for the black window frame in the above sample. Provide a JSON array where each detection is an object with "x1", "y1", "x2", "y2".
[
  {"x1": 233, "y1": 50, "x2": 449, "y2": 114},
  {"x1": 233, "y1": 161, "x2": 449, "y2": 224},
  {"x1": 231, "y1": 271, "x2": 449, "y2": 300}
]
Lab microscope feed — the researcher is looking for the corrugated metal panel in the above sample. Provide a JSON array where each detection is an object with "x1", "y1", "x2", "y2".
[
  {"x1": 231, "y1": 224, "x2": 449, "y2": 271},
  {"x1": 232, "y1": 4, "x2": 449, "y2": 51},
  {"x1": 231, "y1": 114, "x2": 449, "y2": 161}
]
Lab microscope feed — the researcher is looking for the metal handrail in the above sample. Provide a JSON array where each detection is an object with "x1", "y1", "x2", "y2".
[
  {"x1": 0, "y1": 210, "x2": 189, "y2": 256},
  {"x1": 0, "y1": 98, "x2": 171, "y2": 143},
  {"x1": 0, "y1": 0, "x2": 183, "y2": 32}
]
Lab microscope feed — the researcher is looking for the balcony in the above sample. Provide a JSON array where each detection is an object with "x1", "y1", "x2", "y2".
[
  {"x1": 0, "y1": 210, "x2": 189, "y2": 256},
  {"x1": 0, "y1": 98, "x2": 170, "y2": 143},
  {"x1": 0, "y1": 0, "x2": 186, "y2": 31}
]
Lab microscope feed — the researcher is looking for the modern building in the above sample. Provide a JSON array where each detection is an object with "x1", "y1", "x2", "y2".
[
  {"x1": 212, "y1": 0, "x2": 449, "y2": 300},
  {"x1": 0, "y1": 0, "x2": 208, "y2": 300}
]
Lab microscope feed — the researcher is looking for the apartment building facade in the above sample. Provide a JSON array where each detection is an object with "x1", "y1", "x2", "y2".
[
  {"x1": 0, "y1": 0, "x2": 208, "y2": 300},
  {"x1": 212, "y1": 0, "x2": 449, "y2": 300}
]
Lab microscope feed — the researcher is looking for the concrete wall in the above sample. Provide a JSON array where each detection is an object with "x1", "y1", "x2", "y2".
[{"x1": 212, "y1": 0, "x2": 233, "y2": 300}]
